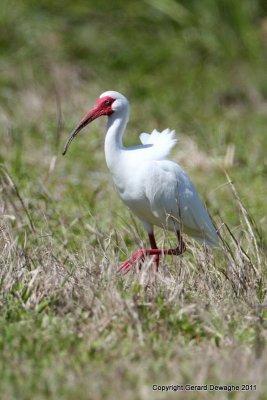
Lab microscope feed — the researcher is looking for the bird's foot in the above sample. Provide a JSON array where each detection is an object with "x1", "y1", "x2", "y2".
[
  {"x1": 117, "y1": 249, "x2": 148, "y2": 273},
  {"x1": 117, "y1": 243, "x2": 186, "y2": 274}
]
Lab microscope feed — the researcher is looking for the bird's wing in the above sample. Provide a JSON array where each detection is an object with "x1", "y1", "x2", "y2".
[
  {"x1": 144, "y1": 160, "x2": 218, "y2": 246},
  {"x1": 139, "y1": 129, "x2": 177, "y2": 160}
]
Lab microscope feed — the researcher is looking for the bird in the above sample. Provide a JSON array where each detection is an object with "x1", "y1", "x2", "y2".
[{"x1": 62, "y1": 90, "x2": 219, "y2": 273}]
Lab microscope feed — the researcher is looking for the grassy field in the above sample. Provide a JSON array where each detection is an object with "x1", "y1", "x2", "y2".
[{"x1": 0, "y1": 1, "x2": 267, "y2": 399}]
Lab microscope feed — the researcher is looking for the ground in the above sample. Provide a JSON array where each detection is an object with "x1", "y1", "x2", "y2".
[{"x1": 0, "y1": 1, "x2": 267, "y2": 399}]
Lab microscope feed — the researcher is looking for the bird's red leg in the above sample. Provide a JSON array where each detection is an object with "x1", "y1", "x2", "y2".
[
  {"x1": 168, "y1": 230, "x2": 186, "y2": 255},
  {"x1": 148, "y1": 233, "x2": 159, "y2": 272},
  {"x1": 117, "y1": 231, "x2": 186, "y2": 273}
]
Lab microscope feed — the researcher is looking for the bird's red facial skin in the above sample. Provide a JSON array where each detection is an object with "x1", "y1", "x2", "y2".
[
  {"x1": 94, "y1": 96, "x2": 115, "y2": 116},
  {"x1": 76, "y1": 96, "x2": 115, "y2": 128}
]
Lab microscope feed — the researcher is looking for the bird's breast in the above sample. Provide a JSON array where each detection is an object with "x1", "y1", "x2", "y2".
[{"x1": 110, "y1": 169, "x2": 152, "y2": 218}]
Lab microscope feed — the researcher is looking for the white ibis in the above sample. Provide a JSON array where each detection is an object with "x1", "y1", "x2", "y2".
[{"x1": 63, "y1": 91, "x2": 218, "y2": 272}]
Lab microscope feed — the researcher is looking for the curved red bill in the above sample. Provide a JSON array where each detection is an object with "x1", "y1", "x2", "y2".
[
  {"x1": 62, "y1": 109, "x2": 96, "y2": 155},
  {"x1": 62, "y1": 95, "x2": 114, "y2": 156}
]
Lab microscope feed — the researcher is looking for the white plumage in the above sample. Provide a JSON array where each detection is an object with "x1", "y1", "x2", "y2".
[{"x1": 63, "y1": 90, "x2": 218, "y2": 272}]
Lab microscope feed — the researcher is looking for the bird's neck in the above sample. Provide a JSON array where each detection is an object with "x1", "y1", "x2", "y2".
[{"x1": 104, "y1": 109, "x2": 129, "y2": 172}]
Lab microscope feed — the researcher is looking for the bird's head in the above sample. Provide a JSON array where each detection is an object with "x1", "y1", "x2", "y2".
[{"x1": 62, "y1": 91, "x2": 128, "y2": 155}]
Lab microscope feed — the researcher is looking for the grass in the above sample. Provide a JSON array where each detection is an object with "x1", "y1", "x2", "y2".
[{"x1": 0, "y1": 0, "x2": 267, "y2": 399}]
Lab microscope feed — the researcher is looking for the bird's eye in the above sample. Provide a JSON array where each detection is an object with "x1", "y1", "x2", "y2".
[{"x1": 105, "y1": 99, "x2": 111, "y2": 105}]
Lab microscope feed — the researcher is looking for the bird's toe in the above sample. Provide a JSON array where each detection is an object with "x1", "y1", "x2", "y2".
[{"x1": 117, "y1": 249, "x2": 147, "y2": 274}]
